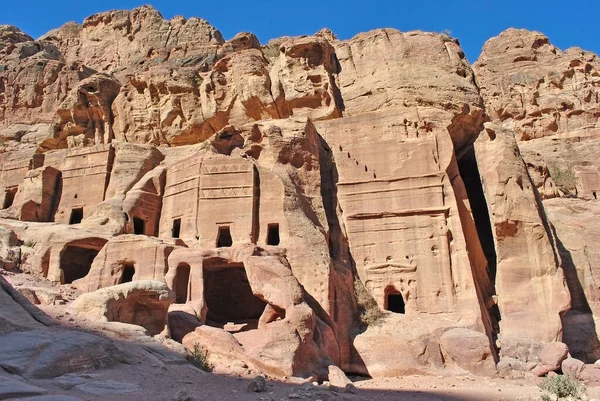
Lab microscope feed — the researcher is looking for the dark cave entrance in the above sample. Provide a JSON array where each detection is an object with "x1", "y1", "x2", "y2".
[
  {"x1": 384, "y1": 286, "x2": 405, "y2": 314},
  {"x1": 69, "y1": 207, "x2": 84, "y2": 225},
  {"x1": 203, "y1": 259, "x2": 266, "y2": 330},
  {"x1": 172, "y1": 218, "x2": 181, "y2": 238},
  {"x1": 2, "y1": 187, "x2": 17, "y2": 209},
  {"x1": 216, "y1": 226, "x2": 233, "y2": 248},
  {"x1": 174, "y1": 263, "x2": 190, "y2": 304},
  {"x1": 120, "y1": 263, "x2": 135, "y2": 283},
  {"x1": 133, "y1": 217, "x2": 146, "y2": 235},
  {"x1": 266, "y1": 223, "x2": 280, "y2": 246},
  {"x1": 60, "y1": 246, "x2": 99, "y2": 284}
]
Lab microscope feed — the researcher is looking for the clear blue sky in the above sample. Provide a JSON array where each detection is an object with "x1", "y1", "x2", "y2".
[{"x1": 3, "y1": 0, "x2": 599, "y2": 63}]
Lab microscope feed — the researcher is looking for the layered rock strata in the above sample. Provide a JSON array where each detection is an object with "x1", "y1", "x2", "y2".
[{"x1": 1, "y1": 7, "x2": 600, "y2": 379}]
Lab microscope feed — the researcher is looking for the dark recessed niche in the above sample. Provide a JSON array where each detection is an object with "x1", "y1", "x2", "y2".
[
  {"x1": 216, "y1": 226, "x2": 233, "y2": 248},
  {"x1": 266, "y1": 223, "x2": 280, "y2": 246},
  {"x1": 69, "y1": 208, "x2": 84, "y2": 225}
]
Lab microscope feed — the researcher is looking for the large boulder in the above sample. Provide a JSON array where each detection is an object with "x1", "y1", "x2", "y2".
[
  {"x1": 539, "y1": 342, "x2": 569, "y2": 371},
  {"x1": 69, "y1": 280, "x2": 175, "y2": 335},
  {"x1": 562, "y1": 357, "x2": 585, "y2": 379},
  {"x1": 439, "y1": 328, "x2": 497, "y2": 376},
  {"x1": 580, "y1": 364, "x2": 600, "y2": 385},
  {"x1": 327, "y1": 365, "x2": 355, "y2": 392}
]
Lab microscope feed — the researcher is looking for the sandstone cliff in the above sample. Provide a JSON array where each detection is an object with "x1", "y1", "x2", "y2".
[
  {"x1": 1, "y1": 6, "x2": 600, "y2": 380},
  {"x1": 474, "y1": 28, "x2": 600, "y2": 363}
]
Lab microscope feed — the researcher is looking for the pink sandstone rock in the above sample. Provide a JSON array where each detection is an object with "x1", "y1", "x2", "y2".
[
  {"x1": 474, "y1": 28, "x2": 600, "y2": 142},
  {"x1": 580, "y1": 364, "x2": 600, "y2": 385},
  {"x1": 538, "y1": 342, "x2": 569, "y2": 371},
  {"x1": 439, "y1": 328, "x2": 497, "y2": 376},
  {"x1": 3, "y1": 7, "x2": 600, "y2": 381},
  {"x1": 562, "y1": 357, "x2": 586, "y2": 379},
  {"x1": 69, "y1": 280, "x2": 175, "y2": 335},
  {"x1": 474, "y1": 123, "x2": 570, "y2": 343}
]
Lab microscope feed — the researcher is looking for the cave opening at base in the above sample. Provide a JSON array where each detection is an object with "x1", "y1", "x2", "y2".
[
  {"x1": 384, "y1": 286, "x2": 405, "y2": 314},
  {"x1": 203, "y1": 259, "x2": 266, "y2": 333},
  {"x1": 60, "y1": 246, "x2": 99, "y2": 284},
  {"x1": 174, "y1": 263, "x2": 190, "y2": 304},
  {"x1": 120, "y1": 263, "x2": 135, "y2": 283}
]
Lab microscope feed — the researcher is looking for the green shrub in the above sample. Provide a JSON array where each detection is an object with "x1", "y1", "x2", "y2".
[
  {"x1": 262, "y1": 43, "x2": 281, "y2": 60},
  {"x1": 548, "y1": 162, "x2": 577, "y2": 193},
  {"x1": 186, "y1": 343, "x2": 214, "y2": 372},
  {"x1": 23, "y1": 240, "x2": 36, "y2": 248},
  {"x1": 539, "y1": 374, "x2": 585, "y2": 400}
]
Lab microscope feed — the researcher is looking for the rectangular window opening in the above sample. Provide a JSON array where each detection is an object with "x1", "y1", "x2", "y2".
[
  {"x1": 133, "y1": 217, "x2": 146, "y2": 235},
  {"x1": 216, "y1": 226, "x2": 233, "y2": 248},
  {"x1": 2, "y1": 188, "x2": 17, "y2": 209},
  {"x1": 172, "y1": 218, "x2": 181, "y2": 239},
  {"x1": 267, "y1": 223, "x2": 280, "y2": 246},
  {"x1": 69, "y1": 207, "x2": 84, "y2": 225}
]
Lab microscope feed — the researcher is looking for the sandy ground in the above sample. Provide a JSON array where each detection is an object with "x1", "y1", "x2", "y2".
[
  {"x1": 24, "y1": 366, "x2": 600, "y2": 401},
  {"x1": 4, "y1": 269, "x2": 600, "y2": 401}
]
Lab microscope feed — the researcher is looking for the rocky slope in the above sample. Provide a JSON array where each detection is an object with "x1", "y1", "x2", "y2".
[{"x1": 1, "y1": 5, "x2": 600, "y2": 391}]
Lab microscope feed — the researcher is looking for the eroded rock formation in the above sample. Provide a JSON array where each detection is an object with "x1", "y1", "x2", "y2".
[
  {"x1": 2, "y1": 6, "x2": 600, "y2": 381},
  {"x1": 474, "y1": 28, "x2": 600, "y2": 365}
]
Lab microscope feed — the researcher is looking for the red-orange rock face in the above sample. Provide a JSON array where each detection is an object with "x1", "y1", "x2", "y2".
[{"x1": 1, "y1": 6, "x2": 600, "y2": 380}]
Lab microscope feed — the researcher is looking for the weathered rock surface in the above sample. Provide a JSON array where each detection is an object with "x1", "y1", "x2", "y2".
[
  {"x1": 327, "y1": 365, "x2": 356, "y2": 392},
  {"x1": 563, "y1": 357, "x2": 586, "y2": 379},
  {"x1": 474, "y1": 27, "x2": 600, "y2": 368},
  {"x1": 473, "y1": 123, "x2": 570, "y2": 342},
  {"x1": 247, "y1": 376, "x2": 266, "y2": 393},
  {"x1": 474, "y1": 28, "x2": 600, "y2": 141},
  {"x1": 538, "y1": 341, "x2": 569, "y2": 370},
  {"x1": 439, "y1": 328, "x2": 496, "y2": 376},
  {"x1": 0, "y1": 374, "x2": 48, "y2": 399},
  {"x1": 580, "y1": 364, "x2": 600, "y2": 385},
  {"x1": 0, "y1": 274, "x2": 123, "y2": 380},
  {"x1": 40, "y1": 6, "x2": 224, "y2": 79},
  {"x1": 3, "y1": 5, "x2": 600, "y2": 383},
  {"x1": 334, "y1": 29, "x2": 485, "y2": 151},
  {"x1": 69, "y1": 280, "x2": 175, "y2": 335}
]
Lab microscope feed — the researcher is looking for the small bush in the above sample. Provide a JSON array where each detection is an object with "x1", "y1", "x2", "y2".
[
  {"x1": 548, "y1": 162, "x2": 577, "y2": 193},
  {"x1": 193, "y1": 75, "x2": 203, "y2": 87},
  {"x1": 539, "y1": 374, "x2": 585, "y2": 400},
  {"x1": 23, "y1": 240, "x2": 36, "y2": 248},
  {"x1": 186, "y1": 343, "x2": 214, "y2": 372},
  {"x1": 4, "y1": 248, "x2": 21, "y2": 270},
  {"x1": 262, "y1": 43, "x2": 281, "y2": 60}
]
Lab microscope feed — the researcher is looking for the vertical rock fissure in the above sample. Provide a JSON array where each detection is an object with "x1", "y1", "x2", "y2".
[
  {"x1": 317, "y1": 132, "x2": 369, "y2": 374},
  {"x1": 457, "y1": 145, "x2": 498, "y2": 283}
]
